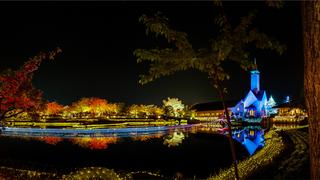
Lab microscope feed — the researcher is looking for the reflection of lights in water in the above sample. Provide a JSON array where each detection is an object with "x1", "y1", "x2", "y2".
[
  {"x1": 131, "y1": 132, "x2": 165, "y2": 141},
  {"x1": 249, "y1": 130, "x2": 255, "y2": 136},
  {"x1": 163, "y1": 130, "x2": 185, "y2": 147},
  {"x1": 39, "y1": 137, "x2": 63, "y2": 145},
  {"x1": 71, "y1": 137, "x2": 118, "y2": 150},
  {"x1": 232, "y1": 127, "x2": 265, "y2": 156}
]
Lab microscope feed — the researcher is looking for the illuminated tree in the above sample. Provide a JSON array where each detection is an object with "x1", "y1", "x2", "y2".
[
  {"x1": 104, "y1": 103, "x2": 123, "y2": 116},
  {"x1": 151, "y1": 105, "x2": 165, "y2": 118},
  {"x1": 127, "y1": 104, "x2": 140, "y2": 117},
  {"x1": 69, "y1": 98, "x2": 92, "y2": 118},
  {"x1": 0, "y1": 48, "x2": 62, "y2": 124},
  {"x1": 44, "y1": 102, "x2": 64, "y2": 117},
  {"x1": 267, "y1": 96, "x2": 277, "y2": 108},
  {"x1": 182, "y1": 105, "x2": 197, "y2": 119},
  {"x1": 162, "y1": 97, "x2": 185, "y2": 117},
  {"x1": 69, "y1": 97, "x2": 121, "y2": 118},
  {"x1": 266, "y1": 96, "x2": 277, "y2": 115},
  {"x1": 61, "y1": 105, "x2": 75, "y2": 118},
  {"x1": 134, "y1": 8, "x2": 284, "y2": 179},
  {"x1": 127, "y1": 104, "x2": 164, "y2": 118}
]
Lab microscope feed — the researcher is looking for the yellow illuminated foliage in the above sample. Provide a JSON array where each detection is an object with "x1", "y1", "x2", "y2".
[
  {"x1": 162, "y1": 97, "x2": 185, "y2": 117},
  {"x1": 68, "y1": 97, "x2": 122, "y2": 118},
  {"x1": 127, "y1": 104, "x2": 164, "y2": 118},
  {"x1": 163, "y1": 130, "x2": 185, "y2": 147}
]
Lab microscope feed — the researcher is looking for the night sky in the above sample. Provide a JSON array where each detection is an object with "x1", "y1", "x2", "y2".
[{"x1": 0, "y1": 1, "x2": 303, "y2": 106}]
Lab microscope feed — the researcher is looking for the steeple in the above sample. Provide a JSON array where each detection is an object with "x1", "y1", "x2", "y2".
[
  {"x1": 250, "y1": 58, "x2": 260, "y2": 92},
  {"x1": 253, "y1": 57, "x2": 257, "y2": 70}
]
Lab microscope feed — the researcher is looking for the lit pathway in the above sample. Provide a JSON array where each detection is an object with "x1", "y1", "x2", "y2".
[
  {"x1": 249, "y1": 128, "x2": 309, "y2": 179},
  {"x1": 210, "y1": 130, "x2": 285, "y2": 180},
  {"x1": 210, "y1": 128, "x2": 310, "y2": 180},
  {"x1": 274, "y1": 129, "x2": 309, "y2": 179}
]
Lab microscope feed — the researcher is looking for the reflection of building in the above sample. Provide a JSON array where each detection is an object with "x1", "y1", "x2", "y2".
[{"x1": 232, "y1": 128, "x2": 265, "y2": 155}]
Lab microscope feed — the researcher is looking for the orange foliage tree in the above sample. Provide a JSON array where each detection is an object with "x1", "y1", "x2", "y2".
[
  {"x1": 0, "y1": 48, "x2": 62, "y2": 124},
  {"x1": 44, "y1": 102, "x2": 64, "y2": 117},
  {"x1": 69, "y1": 97, "x2": 121, "y2": 118}
]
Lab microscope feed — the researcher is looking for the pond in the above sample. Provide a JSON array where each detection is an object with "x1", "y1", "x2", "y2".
[{"x1": 0, "y1": 124, "x2": 265, "y2": 179}]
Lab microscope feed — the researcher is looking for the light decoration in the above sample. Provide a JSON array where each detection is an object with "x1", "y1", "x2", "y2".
[
  {"x1": 267, "y1": 96, "x2": 277, "y2": 107},
  {"x1": 210, "y1": 130, "x2": 285, "y2": 180},
  {"x1": 250, "y1": 69, "x2": 260, "y2": 92},
  {"x1": 0, "y1": 166, "x2": 124, "y2": 179},
  {"x1": 63, "y1": 167, "x2": 121, "y2": 179},
  {"x1": 266, "y1": 95, "x2": 277, "y2": 115},
  {"x1": 285, "y1": 96, "x2": 290, "y2": 103}
]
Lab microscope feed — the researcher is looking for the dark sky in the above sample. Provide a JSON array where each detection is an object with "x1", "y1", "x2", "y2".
[{"x1": 0, "y1": 1, "x2": 303, "y2": 106}]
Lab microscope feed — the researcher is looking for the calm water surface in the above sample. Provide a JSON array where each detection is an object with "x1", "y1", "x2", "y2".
[{"x1": 0, "y1": 123, "x2": 264, "y2": 179}]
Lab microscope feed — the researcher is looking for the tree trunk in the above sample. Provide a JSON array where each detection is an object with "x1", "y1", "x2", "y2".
[
  {"x1": 216, "y1": 83, "x2": 239, "y2": 180},
  {"x1": 302, "y1": 2, "x2": 320, "y2": 179}
]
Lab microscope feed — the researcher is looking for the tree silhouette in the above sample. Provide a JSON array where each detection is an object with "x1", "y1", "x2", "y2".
[{"x1": 134, "y1": 7, "x2": 284, "y2": 179}]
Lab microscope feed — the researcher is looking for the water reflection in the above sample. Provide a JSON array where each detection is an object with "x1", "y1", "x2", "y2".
[
  {"x1": 2, "y1": 126, "x2": 191, "y2": 138},
  {"x1": 71, "y1": 137, "x2": 118, "y2": 150},
  {"x1": 39, "y1": 137, "x2": 63, "y2": 145},
  {"x1": 131, "y1": 132, "x2": 165, "y2": 141},
  {"x1": 163, "y1": 130, "x2": 185, "y2": 147},
  {"x1": 38, "y1": 136, "x2": 119, "y2": 150},
  {"x1": 2, "y1": 124, "x2": 266, "y2": 154},
  {"x1": 232, "y1": 127, "x2": 265, "y2": 155}
]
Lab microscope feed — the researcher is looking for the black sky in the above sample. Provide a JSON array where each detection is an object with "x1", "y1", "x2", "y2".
[{"x1": 0, "y1": 1, "x2": 303, "y2": 106}]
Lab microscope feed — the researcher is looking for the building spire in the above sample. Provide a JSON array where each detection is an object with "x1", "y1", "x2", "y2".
[
  {"x1": 254, "y1": 57, "x2": 257, "y2": 70},
  {"x1": 251, "y1": 57, "x2": 260, "y2": 92}
]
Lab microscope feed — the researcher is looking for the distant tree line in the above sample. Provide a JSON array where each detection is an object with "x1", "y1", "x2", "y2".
[
  {"x1": 0, "y1": 50, "x2": 195, "y2": 123},
  {"x1": 7, "y1": 97, "x2": 195, "y2": 121}
]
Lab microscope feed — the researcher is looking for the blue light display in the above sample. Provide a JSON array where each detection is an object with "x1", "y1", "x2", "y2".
[
  {"x1": 232, "y1": 127, "x2": 265, "y2": 156},
  {"x1": 231, "y1": 68, "x2": 268, "y2": 119},
  {"x1": 250, "y1": 70, "x2": 260, "y2": 91}
]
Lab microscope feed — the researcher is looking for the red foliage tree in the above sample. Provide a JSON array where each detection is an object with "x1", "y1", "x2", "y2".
[
  {"x1": 0, "y1": 48, "x2": 62, "y2": 124},
  {"x1": 45, "y1": 102, "x2": 64, "y2": 116}
]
